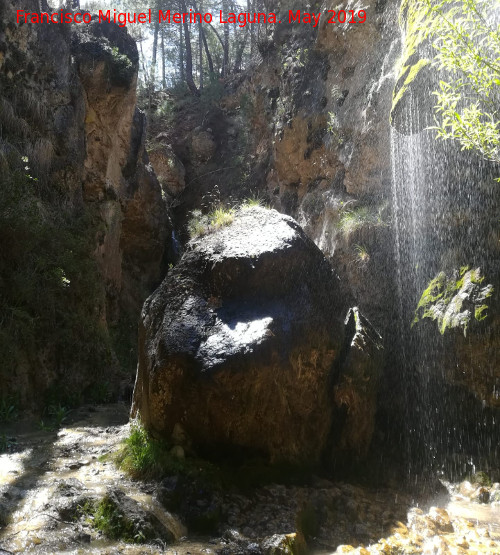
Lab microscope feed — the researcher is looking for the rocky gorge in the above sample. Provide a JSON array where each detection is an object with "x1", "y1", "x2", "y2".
[{"x1": 1, "y1": 0, "x2": 500, "y2": 552}]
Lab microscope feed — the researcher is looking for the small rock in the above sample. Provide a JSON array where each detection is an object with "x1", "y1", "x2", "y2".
[
  {"x1": 390, "y1": 521, "x2": 409, "y2": 535},
  {"x1": 459, "y1": 480, "x2": 475, "y2": 497},
  {"x1": 428, "y1": 507, "x2": 454, "y2": 533},
  {"x1": 191, "y1": 130, "x2": 216, "y2": 162},
  {"x1": 261, "y1": 533, "x2": 305, "y2": 555},
  {"x1": 76, "y1": 532, "x2": 91, "y2": 543},
  {"x1": 171, "y1": 423, "x2": 190, "y2": 448},
  {"x1": 222, "y1": 528, "x2": 245, "y2": 542},
  {"x1": 490, "y1": 489, "x2": 500, "y2": 503},
  {"x1": 408, "y1": 508, "x2": 437, "y2": 537},
  {"x1": 475, "y1": 487, "x2": 490, "y2": 503},
  {"x1": 97, "y1": 488, "x2": 176, "y2": 543}
]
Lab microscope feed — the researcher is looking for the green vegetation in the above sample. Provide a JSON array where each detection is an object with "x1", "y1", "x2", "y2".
[
  {"x1": 242, "y1": 196, "x2": 268, "y2": 209},
  {"x1": 93, "y1": 496, "x2": 137, "y2": 542},
  {"x1": 327, "y1": 111, "x2": 345, "y2": 146},
  {"x1": 472, "y1": 470, "x2": 492, "y2": 486},
  {"x1": 115, "y1": 420, "x2": 187, "y2": 479},
  {"x1": 86, "y1": 381, "x2": 112, "y2": 405},
  {"x1": 422, "y1": 0, "x2": 500, "y2": 164},
  {"x1": 354, "y1": 244, "x2": 370, "y2": 266},
  {"x1": 210, "y1": 206, "x2": 235, "y2": 227},
  {"x1": 413, "y1": 266, "x2": 493, "y2": 335},
  {"x1": 296, "y1": 502, "x2": 319, "y2": 543},
  {"x1": 188, "y1": 209, "x2": 209, "y2": 238},
  {"x1": 283, "y1": 48, "x2": 309, "y2": 70},
  {"x1": 0, "y1": 163, "x2": 112, "y2": 403},
  {"x1": 0, "y1": 396, "x2": 18, "y2": 423},
  {"x1": 117, "y1": 421, "x2": 313, "y2": 492},
  {"x1": 38, "y1": 405, "x2": 69, "y2": 432},
  {"x1": 78, "y1": 496, "x2": 146, "y2": 543},
  {"x1": 104, "y1": 44, "x2": 135, "y2": 87},
  {"x1": 0, "y1": 434, "x2": 15, "y2": 454},
  {"x1": 337, "y1": 204, "x2": 386, "y2": 237},
  {"x1": 187, "y1": 205, "x2": 235, "y2": 239}
]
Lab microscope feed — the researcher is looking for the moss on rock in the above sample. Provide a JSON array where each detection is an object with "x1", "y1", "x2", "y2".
[
  {"x1": 413, "y1": 267, "x2": 493, "y2": 336},
  {"x1": 391, "y1": 0, "x2": 435, "y2": 133}
]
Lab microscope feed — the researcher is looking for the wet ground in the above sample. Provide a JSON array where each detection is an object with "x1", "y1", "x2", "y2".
[{"x1": 0, "y1": 404, "x2": 499, "y2": 554}]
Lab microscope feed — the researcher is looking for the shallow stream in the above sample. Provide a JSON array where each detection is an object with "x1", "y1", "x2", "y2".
[{"x1": 1, "y1": 405, "x2": 499, "y2": 554}]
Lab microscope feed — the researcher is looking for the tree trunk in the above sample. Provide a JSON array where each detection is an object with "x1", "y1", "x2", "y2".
[
  {"x1": 151, "y1": 16, "x2": 160, "y2": 88},
  {"x1": 179, "y1": 23, "x2": 185, "y2": 83},
  {"x1": 248, "y1": 0, "x2": 254, "y2": 59},
  {"x1": 198, "y1": 1, "x2": 204, "y2": 89},
  {"x1": 222, "y1": 0, "x2": 230, "y2": 76},
  {"x1": 139, "y1": 41, "x2": 153, "y2": 111},
  {"x1": 202, "y1": 28, "x2": 215, "y2": 76},
  {"x1": 192, "y1": 0, "x2": 214, "y2": 78},
  {"x1": 161, "y1": 28, "x2": 166, "y2": 89},
  {"x1": 233, "y1": 32, "x2": 248, "y2": 73},
  {"x1": 179, "y1": 0, "x2": 199, "y2": 95}
]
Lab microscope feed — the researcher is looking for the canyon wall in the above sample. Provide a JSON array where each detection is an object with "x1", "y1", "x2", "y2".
[{"x1": 0, "y1": 0, "x2": 170, "y2": 409}]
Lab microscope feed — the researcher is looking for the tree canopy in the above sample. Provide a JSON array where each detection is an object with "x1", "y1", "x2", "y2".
[
  {"x1": 423, "y1": 0, "x2": 500, "y2": 165},
  {"x1": 73, "y1": 0, "x2": 267, "y2": 95}
]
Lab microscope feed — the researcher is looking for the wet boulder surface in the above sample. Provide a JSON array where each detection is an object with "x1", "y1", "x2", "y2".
[{"x1": 133, "y1": 206, "x2": 347, "y2": 465}]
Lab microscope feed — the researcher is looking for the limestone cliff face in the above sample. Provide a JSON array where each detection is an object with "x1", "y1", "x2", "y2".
[
  {"x1": 0, "y1": 0, "x2": 169, "y2": 409},
  {"x1": 73, "y1": 21, "x2": 170, "y2": 323}
]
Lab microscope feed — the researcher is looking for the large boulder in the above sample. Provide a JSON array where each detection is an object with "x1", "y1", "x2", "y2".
[{"x1": 132, "y1": 206, "x2": 347, "y2": 465}]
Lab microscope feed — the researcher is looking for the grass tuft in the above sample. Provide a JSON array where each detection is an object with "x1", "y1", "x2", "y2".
[
  {"x1": 187, "y1": 205, "x2": 235, "y2": 239},
  {"x1": 0, "y1": 396, "x2": 18, "y2": 423},
  {"x1": 337, "y1": 204, "x2": 387, "y2": 237},
  {"x1": 78, "y1": 496, "x2": 144, "y2": 543},
  {"x1": 210, "y1": 206, "x2": 234, "y2": 228},
  {"x1": 242, "y1": 197, "x2": 263, "y2": 208},
  {"x1": 354, "y1": 244, "x2": 370, "y2": 266},
  {"x1": 115, "y1": 420, "x2": 184, "y2": 479}
]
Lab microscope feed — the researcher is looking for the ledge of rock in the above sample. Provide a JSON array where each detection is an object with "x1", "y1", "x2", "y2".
[
  {"x1": 132, "y1": 206, "x2": 349, "y2": 465},
  {"x1": 333, "y1": 308, "x2": 384, "y2": 465}
]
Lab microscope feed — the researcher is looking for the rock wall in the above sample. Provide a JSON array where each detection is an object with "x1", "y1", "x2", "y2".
[
  {"x1": 0, "y1": 0, "x2": 170, "y2": 410},
  {"x1": 157, "y1": 0, "x2": 401, "y2": 337}
]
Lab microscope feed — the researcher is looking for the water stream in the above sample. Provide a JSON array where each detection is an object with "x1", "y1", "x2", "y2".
[{"x1": 0, "y1": 405, "x2": 499, "y2": 553}]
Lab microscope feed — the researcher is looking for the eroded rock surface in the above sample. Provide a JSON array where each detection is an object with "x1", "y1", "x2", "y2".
[
  {"x1": 133, "y1": 206, "x2": 347, "y2": 464},
  {"x1": 333, "y1": 308, "x2": 384, "y2": 466},
  {"x1": 149, "y1": 140, "x2": 186, "y2": 197}
]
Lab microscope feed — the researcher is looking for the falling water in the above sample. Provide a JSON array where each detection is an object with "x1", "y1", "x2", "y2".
[{"x1": 390, "y1": 84, "x2": 500, "y2": 480}]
